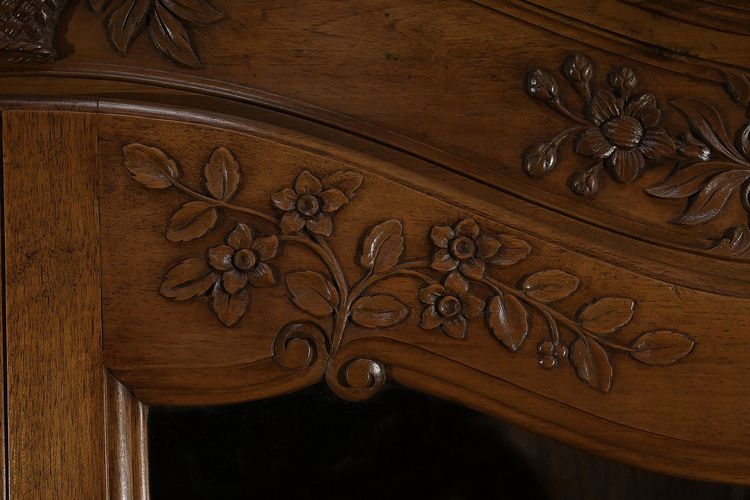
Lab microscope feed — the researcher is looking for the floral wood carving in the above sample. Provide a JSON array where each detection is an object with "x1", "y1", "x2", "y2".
[
  {"x1": 88, "y1": 0, "x2": 224, "y2": 68},
  {"x1": 124, "y1": 143, "x2": 695, "y2": 393},
  {"x1": 524, "y1": 54, "x2": 750, "y2": 257},
  {"x1": 0, "y1": 0, "x2": 68, "y2": 61}
]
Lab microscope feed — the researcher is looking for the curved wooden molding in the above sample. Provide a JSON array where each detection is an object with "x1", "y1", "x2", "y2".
[{"x1": 55, "y1": 99, "x2": 745, "y2": 484}]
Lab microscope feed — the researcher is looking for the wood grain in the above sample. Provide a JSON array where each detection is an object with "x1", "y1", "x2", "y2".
[
  {"x1": 94, "y1": 110, "x2": 749, "y2": 483},
  {"x1": 106, "y1": 373, "x2": 149, "y2": 500},
  {"x1": 2, "y1": 111, "x2": 106, "y2": 498}
]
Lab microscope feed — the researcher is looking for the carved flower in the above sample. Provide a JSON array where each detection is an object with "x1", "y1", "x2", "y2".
[
  {"x1": 419, "y1": 272, "x2": 485, "y2": 339},
  {"x1": 430, "y1": 218, "x2": 500, "y2": 279},
  {"x1": 576, "y1": 91, "x2": 675, "y2": 183},
  {"x1": 208, "y1": 223, "x2": 278, "y2": 293},
  {"x1": 272, "y1": 171, "x2": 351, "y2": 237}
]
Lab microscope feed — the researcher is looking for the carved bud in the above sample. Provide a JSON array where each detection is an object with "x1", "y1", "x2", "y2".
[
  {"x1": 608, "y1": 67, "x2": 638, "y2": 94},
  {"x1": 522, "y1": 142, "x2": 558, "y2": 177},
  {"x1": 742, "y1": 180, "x2": 750, "y2": 212},
  {"x1": 562, "y1": 54, "x2": 593, "y2": 83},
  {"x1": 570, "y1": 169, "x2": 600, "y2": 197},
  {"x1": 526, "y1": 69, "x2": 559, "y2": 102},
  {"x1": 676, "y1": 132, "x2": 711, "y2": 161}
]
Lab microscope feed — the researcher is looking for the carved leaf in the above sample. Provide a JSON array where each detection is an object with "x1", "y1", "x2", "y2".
[
  {"x1": 160, "y1": 0, "x2": 225, "y2": 25},
  {"x1": 107, "y1": 0, "x2": 150, "y2": 54},
  {"x1": 630, "y1": 331, "x2": 695, "y2": 365},
  {"x1": 360, "y1": 220, "x2": 404, "y2": 272},
  {"x1": 721, "y1": 70, "x2": 750, "y2": 108},
  {"x1": 673, "y1": 170, "x2": 750, "y2": 225},
  {"x1": 166, "y1": 201, "x2": 219, "y2": 241},
  {"x1": 578, "y1": 297, "x2": 635, "y2": 334},
  {"x1": 123, "y1": 143, "x2": 179, "y2": 188},
  {"x1": 522, "y1": 142, "x2": 558, "y2": 177},
  {"x1": 323, "y1": 171, "x2": 364, "y2": 199},
  {"x1": 737, "y1": 124, "x2": 750, "y2": 160},
  {"x1": 710, "y1": 225, "x2": 750, "y2": 257},
  {"x1": 148, "y1": 2, "x2": 201, "y2": 68},
  {"x1": 571, "y1": 338, "x2": 613, "y2": 392},
  {"x1": 89, "y1": 0, "x2": 112, "y2": 14},
  {"x1": 204, "y1": 147, "x2": 240, "y2": 200},
  {"x1": 351, "y1": 295, "x2": 409, "y2": 328},
  {"x1": 286, "y1": 271, "x2": 339, "y2": 317},
  {"x1": 211, "y1": 285, "x2": 248, "y2": 327},
  {"x1": 671, "y1": 98, "x2": 746, "y2": 164},
  {"x1": 487, "y1": 294, "x2": 529, "y2": 352},
  {"x1": 160, "y1": 258, "x2": 217, "y2": 300},
  {"x1": 490, "y1": 235, "x2": 531, "y2": 266},
  {"x1": 522, "y1": 270, "x2": 580, "y2": 303},
  {"x1": 646, "y1": 161, "x2": 735, "y2": 199}
]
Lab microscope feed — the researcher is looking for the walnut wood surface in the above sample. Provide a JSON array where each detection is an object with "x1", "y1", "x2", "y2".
[
  {"x1": 107, "y1": 373, "x2": 149, "y2": 500},
  {"x1": 0, "y1": 0, "x2": 748, "y2": 492},
  {"x1": 2, "y1": 111, "x2": 106, "y2": 498}
]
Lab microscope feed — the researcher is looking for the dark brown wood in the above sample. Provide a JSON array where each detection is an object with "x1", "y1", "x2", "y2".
[
  {"x1": 0, "y1": 0, "x2": 748, "y2": 493},
  {"x1": 0, "y1": 1, "x2": 67, "y2": 62},
  {"x1": 2, "y1": 110, "x2": 106, "y2": 498}
]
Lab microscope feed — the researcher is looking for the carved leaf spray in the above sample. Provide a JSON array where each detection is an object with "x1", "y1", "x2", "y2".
[
  {"x1": 124, "y1": 143, "x2": 694, "y2": 394},
  {"x1": 524, "y1": 54, "x2": 750, "y2": 257}
]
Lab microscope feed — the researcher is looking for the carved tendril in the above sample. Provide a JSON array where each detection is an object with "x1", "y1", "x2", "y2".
[{"x1": 125, "y1": 143, "x2": 696, "y2": 392}]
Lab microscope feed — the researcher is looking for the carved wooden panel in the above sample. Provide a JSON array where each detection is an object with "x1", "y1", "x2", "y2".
[
  {"x1": 90, "y1": 104, "x2": 750, "y2": 483},
  {"x1": 121, "y1": 140, "x2": 694, "y2": 394},
  {"x1": 2, "y1": 0, "x2": 750, "y2": 487}
]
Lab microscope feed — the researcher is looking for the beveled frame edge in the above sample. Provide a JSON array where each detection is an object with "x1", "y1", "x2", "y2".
[{"x1": 106, "y1": 373, "x2": 149, "y2": 500}]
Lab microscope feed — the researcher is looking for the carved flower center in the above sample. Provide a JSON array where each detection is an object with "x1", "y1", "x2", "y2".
[
  {"x1": 437, "y1": 295, "x2": 461, "y2": 317},
  {"x1": 233, "y1": 249, "x2": 257, "y2": 271},
  {"x1": 451, "y1": 236, "x2": 476, "y2": 260},
  {"x1": 296, "y1": 194, "x2": 320, "y2": 217},
  {"x1": 602, "y1": 116, "x2": 644, "y2": 149}
]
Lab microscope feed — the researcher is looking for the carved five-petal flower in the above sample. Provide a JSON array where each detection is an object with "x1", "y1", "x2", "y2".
[
  {"x1": 208, "y1": 223, "x2": 278, "y2": 293},
  {"x1": 576, "y1": 91, "x2": 675, "y2": 183},
  {"x1": 271, "y1": 170, "x2": 350, "y2": 236},
  {"x1": 419, "y1": 271, "x2": 485, "y2": 339},
  {"x1": 430, "y1": 218, "x2": 500, "y2": 279}
]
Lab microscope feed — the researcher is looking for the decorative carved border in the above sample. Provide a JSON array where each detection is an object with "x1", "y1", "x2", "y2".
[
  {"x1": 123, "y1": 143, "x2": 695, "y2": 393},
  {"x1": 524, "y1": 54, "x2": 750, "y2": 257}
]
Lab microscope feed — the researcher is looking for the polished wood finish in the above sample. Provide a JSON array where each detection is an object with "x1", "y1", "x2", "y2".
[
  {"x1": 106, "y1": 373, "x2": 149, "y2": 500},
  {"x1": 2, "y1": 111, "x2": 106, "y2": 498},
  {"x1": 0, "y1": 0, "x2": 748, "y2": 494}
]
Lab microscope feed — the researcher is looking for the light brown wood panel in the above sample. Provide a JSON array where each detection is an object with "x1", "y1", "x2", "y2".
[
  {"x1": 94, "y1": 108, "x2": 749, "y2": 483},
  {"x1": 2, "y1": 111, "x2": 106, "y2": 498}
]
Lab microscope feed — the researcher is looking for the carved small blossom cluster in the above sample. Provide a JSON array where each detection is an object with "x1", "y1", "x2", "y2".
[{"x1": 524, "y1": 54, "x2": 676, "y2": 197}]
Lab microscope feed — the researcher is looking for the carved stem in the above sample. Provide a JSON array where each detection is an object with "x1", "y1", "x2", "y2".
[
  {"x1": 481, "y1": 277, "x2": 561, "y2": 345},
  {"x1": 313, "y1": 234, "x2": 351, "y2": 353},
  {"x1": 169, "y1": 177, "x2": 280, "y2": 227},
  {"x1": 483, "y1": 276, "x2": 640, "y2": 353},
  {"x1": 550, "y1": 98, "x2": 590, "y2": 126},
  {"x1": 348, "y1": 261, "x2": 433, "y2": 301},
  {"x1": 551, "y1": 126, "x2": 587, "y2": 146}
]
